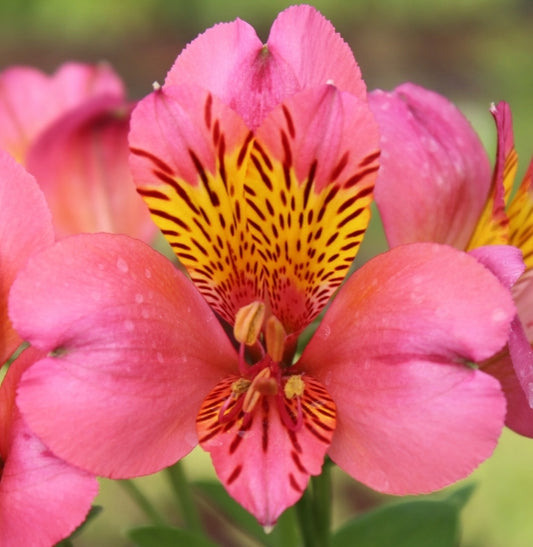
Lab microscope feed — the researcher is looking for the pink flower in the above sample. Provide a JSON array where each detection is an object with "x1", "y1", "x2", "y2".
[
  {"x1": 369, "y1": 84, "x2": 533, "y2": 435},
  {"x1": 0, "y1": 62, "x2": 155, "y2": 240},
  {"x1": 0, "y1": 151, "x2": 98, "y2": 546},
  {"x1": 9, "y1": 6, "x2": 518, "y2": 527}
]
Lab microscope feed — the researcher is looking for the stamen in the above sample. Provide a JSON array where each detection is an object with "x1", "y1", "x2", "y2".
[
  {"x1": 234, "y1": 301, "x2": 265, "y2": 345},
  {"x1": 284, "y1": 375, "x2": 305, "y2": 399},
  {"x1": 242, "y1": 367, "x2": 277, "y2": 413},
  {"x1": 265, "y1": 315, "x2": 286, "y2": 363}
]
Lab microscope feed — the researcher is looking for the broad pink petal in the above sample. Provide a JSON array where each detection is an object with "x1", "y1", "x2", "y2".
[
  {"x1": 0, "y1": 152, "x2": 54, "y2": 363},
  {"x1": 166, "y1": 5, "x2": 364, "y2": 129},
  {"x1": 0, "y1": 347, "x2": 98, "y2": 547},
  {"x1": 26, "y1": 95, "x2": 155, "y2": 241},
  {"x1": 370, "y1": 83, "x2": 492, "y2": 248},
  {"x1": 301, "y1": 243, "x2": 513, "y2": 494},
  {"x1": 0, "y1": 63, "x2": 123, "y2": 164},
  {"x1": 10, "y1": 233, "x2": 238, "y2": 477}
]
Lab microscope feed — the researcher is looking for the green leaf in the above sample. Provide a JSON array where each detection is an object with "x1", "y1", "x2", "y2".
[
  {"x1": 331, "y1": 485, "x2": 475, "y2": 547},
  {"x1": 128, "y1": 526, "x2": 218, "y2": 547}
]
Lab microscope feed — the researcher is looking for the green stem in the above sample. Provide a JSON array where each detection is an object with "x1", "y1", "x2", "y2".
[
  {"x1": 119, "y1": 479, "x2": 166, "y2": 526},
  {"x1": 294, "y1": 463, "x2": 333, "y2": 547},
  {"x1": 165, "y1": 460, "x2": 203, "y2": 534},
  {"x1": 311, "y1": 462, "x2": 332, "y2": 547}
]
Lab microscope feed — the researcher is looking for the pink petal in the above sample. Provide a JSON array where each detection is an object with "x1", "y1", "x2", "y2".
[
  {"x1": 0, "y1": 152, "x2": 54, "y2": 363},
  {"x1": 468, "y1": 245, "x2": 525, "y2": 290},
  {"x1": 0, "y1": 348, "x2": 98, "y2": 547},
  {"x1": 26, "y1": 95, "x2": 155, "y2": 241},
  {"x1": 483, "y1": 350, "x2": 533, "y2": 437},
  {"x1": 0, "y1": 62, "x2": 123, "y2": 164},
  {"x1": 51, "y1": 61, "x2": 124, "y2": 108},
  {"x1": 10, "y1": 233, "x2": 238, "y2": 477},
  {"x1": 370, "y1": 83, "x2": 492, "y2": 248},
  {"x1": 166, "y1": 6, "x2": 364, "y2": 129},
  {"x1": 266, "y1": 5, "x2": 365, "y2": 98},
  {"x1": 301, "y1": 243, "x2": 513, "y2": 494},
  {"x1": 469, "y1": 246, "x2": 533, "y2": 414},
  {"x1": 197, "y1": 373, "x2": 335, "y2": 526}
]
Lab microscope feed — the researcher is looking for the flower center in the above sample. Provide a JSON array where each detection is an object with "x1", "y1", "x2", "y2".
[{"x1": 215, "y1": 301, "x2": 307, "y2": 431}]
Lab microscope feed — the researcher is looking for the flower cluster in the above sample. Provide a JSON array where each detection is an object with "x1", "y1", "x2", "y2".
[{"x1": 0, "y1": 4, "x2": 531, "y2": 545}]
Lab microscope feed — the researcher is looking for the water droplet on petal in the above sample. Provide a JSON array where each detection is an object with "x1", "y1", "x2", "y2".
[
  {"x1": 491, "y1": 308, "x2": 507, "y2": 323},
  {"x1": 145, "y1": 267, "x2": 152, "y2": 279},
  {"x1": 135, "y1": 293, "x2": 144, "y2": 304},
  {"x1": 320, "y1": 324, "x2": 331, "y2": 340},
  {"x1": 124, "y1": 320, "x2": 134, "y2": 331},
  {"x1": 117, "y1": 257, "x2": 128, "y2": 273},
  {"x1": 156, "y1": 352, "x2": 164, "y2": 363}
]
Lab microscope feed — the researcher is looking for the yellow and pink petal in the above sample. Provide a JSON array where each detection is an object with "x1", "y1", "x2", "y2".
[{"x1": 130, "y1": 83, "x2": 379, "y2": 333}]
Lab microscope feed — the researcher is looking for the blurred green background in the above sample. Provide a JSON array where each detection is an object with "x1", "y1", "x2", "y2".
[{"x1": 1, "y1": 0, "x2": 532, "y2": 545}]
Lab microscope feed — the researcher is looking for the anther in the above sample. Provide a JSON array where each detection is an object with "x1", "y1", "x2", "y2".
[
  {"x1": 265, "y1": 315, "x2": 286, "y2": 363},
  {"x1": 242, "y1": 368, "x2": 277, "y2": 413},
  {"x1": 234, "y1": 301, "x2": 265, "y2": 346}
]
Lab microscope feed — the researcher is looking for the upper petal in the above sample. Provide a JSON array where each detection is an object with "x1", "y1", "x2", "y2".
[
  {"x1": 247, "y1": 85, "x2": 379, "y2": 332},
  {"x1": 26, "y1": 95, "x2": 156, "y2": 241},
  {"x1": 301, "y1": 243, "x2": 513, "y2": 494},
  {"x1": 130, "y1": 84, "x2": 259, "y2": 324},
  {"x1": 130, "y1": 84, "x2": 379, "y2": 333},
  {"x1": 370, "y1": 83, "x2": 492, "y2": 249},
  {"x1": 165, "y1": 5, "x2": 365, "y2": 129},
  {"x1": 0, "y1": 152, "x2": 54, "y2": 363},
  {"x1": 9, "y1": 233, "x2": 238, "y2": 477}
]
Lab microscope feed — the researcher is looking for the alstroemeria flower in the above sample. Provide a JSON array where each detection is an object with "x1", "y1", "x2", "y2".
[
  {"x1": 0, "y1": 62, "x2": 155, "y2": 241},
  {"x1": 369, "y1": 84, "x2": 533, "y2": 435},
  {"x1": 0, "y1": 151, "x2": 98, "y2": 545},
  {"x1": 0, "y1": 62, "x2": 123, "y2": 164},
  {"x1": 9, "y1": 6, "x2": 519, "y2": 527}
]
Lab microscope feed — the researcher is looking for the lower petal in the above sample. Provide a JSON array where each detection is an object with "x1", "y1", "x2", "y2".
[{"x1": 197, "y1": 373, "x2": 335, "y2": 526}]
